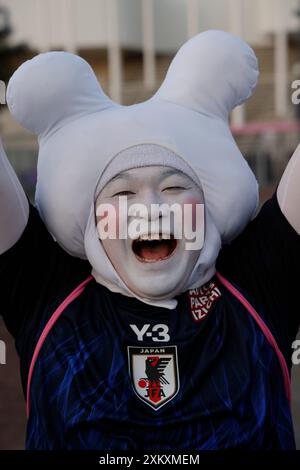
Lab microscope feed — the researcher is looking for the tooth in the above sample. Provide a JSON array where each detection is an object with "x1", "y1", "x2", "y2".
[
  {"x1": 137, "y1": 233, "x2": 170, "y2": 241},
  {"x1": 139, "y1": 234, "x2": 149, "y2": 241}
]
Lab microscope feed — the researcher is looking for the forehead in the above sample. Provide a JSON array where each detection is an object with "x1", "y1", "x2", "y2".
[{"x1": 108, "y1": 166, "x2": 188, "y2": 183}]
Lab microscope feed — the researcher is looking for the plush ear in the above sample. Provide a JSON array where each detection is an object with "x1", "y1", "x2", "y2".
[
  {"x1": 7, "y1": 51, "x2": 117, "y2": 136},
  {"x1": 154, "y1": 30, "x2": 259, "y2": 121}
]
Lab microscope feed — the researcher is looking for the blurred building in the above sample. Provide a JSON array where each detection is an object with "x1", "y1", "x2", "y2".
[
  {"x1": 0, "y1": 0, "x2": 300, "y2": 114},
  {"x1": 0, "y1": 0, "x2": 300, "y2": 196}
]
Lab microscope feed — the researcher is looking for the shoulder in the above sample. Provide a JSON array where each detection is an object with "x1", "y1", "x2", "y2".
[{"x1": 216, "y1": 190, "x2": 300, "y2": 349}]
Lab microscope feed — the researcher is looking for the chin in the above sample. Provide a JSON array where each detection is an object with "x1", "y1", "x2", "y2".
[{"x1": 131, "y1": 280, "x2": 183, "y2": 300}]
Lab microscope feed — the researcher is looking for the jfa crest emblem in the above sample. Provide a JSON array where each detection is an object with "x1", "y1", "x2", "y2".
[{"x1": 128, "y1": 346, "x2": 180, "y2": 410}]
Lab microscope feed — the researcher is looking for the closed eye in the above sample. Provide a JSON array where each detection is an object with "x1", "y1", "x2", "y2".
[
  {"x1": 112, "y1": 190, "x2": 136, "y2": 197},
  {"x1": 162, "y1": 186, "x2": 189, "y2": 192}
]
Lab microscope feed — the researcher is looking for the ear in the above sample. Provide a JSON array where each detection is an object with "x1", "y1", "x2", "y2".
[
  {"x1": 154, "y1": 30, "x2": 259, "y2": 121},
  {"x1": 7, "y1": 51, "x2": 117, "y2": 136}
]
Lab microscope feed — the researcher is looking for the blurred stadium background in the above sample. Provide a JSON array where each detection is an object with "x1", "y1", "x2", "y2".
[{"x1": 0, "y1": 0, "x2": 300, "y2": 449}]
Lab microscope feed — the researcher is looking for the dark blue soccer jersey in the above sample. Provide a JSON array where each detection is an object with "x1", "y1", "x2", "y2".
[{"x1": 0, "y1": 192, "x2": 299, "y2": 449}]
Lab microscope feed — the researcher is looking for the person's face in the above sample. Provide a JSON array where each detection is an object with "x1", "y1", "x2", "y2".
[{"x1": 96, "y1": 166, "x2": 205, "y2": 299}]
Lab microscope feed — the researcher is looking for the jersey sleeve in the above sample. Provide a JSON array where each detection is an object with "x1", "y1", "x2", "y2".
[
  {"x1": 0, "y1": 204, "x2": 90, "y2": 339},
  {"x1": 216, "y1": 190, "x2": 300, "y2": 352}
]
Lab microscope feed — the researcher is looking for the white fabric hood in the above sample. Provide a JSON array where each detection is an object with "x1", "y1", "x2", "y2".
[{"x1": 6, "y1": 30, "x2": 259, "y2": 308}]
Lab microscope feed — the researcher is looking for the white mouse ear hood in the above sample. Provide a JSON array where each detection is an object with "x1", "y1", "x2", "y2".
[
  {"x1": 6, "y1": 30, "x2": 259, "y2": 308},
  {"x1": 155, "y1": 29, "x2": 259, "y2": 120},
  {"x1": 7, "y1": 51, "x2": 117, "y2": 136}
]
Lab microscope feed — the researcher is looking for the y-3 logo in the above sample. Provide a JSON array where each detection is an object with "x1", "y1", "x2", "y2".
[{"x1": 130, "y1": 324, "x2": 170, "y2": 342}]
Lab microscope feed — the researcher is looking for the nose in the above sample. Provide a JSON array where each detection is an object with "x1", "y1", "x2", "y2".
[{"x1": 129, "y1": 189, "x2": 163, "y2": 222}]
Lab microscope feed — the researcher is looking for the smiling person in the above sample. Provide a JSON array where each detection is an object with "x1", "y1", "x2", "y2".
[
  {"x1": 94, "y1": 149, "x2": 205, "y2": 302},
  {"x1": 0, "y1": 30, "x2": 300, "y2": 450}
]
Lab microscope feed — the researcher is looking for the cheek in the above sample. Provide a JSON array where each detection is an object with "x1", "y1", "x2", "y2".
[
  {"x1": 181, "y1": 197, "x2": 204, "y2": 232},
  {"x1": 101, "y1": 238, "x2": 125, "y2": 268},
  {"x1": 96, "y1": 204, "x2": 120, "y2": 237}
]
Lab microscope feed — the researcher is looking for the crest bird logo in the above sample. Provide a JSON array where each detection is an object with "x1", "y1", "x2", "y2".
[
  {"x1": 145, "y1": 356, "x2": 171, "y2": 385},
  {"x1": 128, "y1": 345, "x2": 179, "y2": 409}
]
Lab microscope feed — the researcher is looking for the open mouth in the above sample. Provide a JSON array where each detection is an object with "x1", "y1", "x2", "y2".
[{"x1": 132, "y1": 234, "x2": 177, "y2": 263}]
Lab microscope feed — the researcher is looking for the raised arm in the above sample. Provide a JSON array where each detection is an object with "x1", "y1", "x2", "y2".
[
  {"x1": 0, "y1": 137, "x2": 29, "y2": 254},
  {"x1": 277, "y1": 144, "x2": 300, "y2": 235}
]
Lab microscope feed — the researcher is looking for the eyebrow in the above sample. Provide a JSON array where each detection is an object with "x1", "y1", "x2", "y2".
[
  {"x1": 108, "y1": 173, "x2": 133, "y2": 183},
  {"x1": 160, "y1": 169, "x2": 183, "y2": 179},
  {"x1": 107, "y1": 168, "x2": 186, "y2": 185}
]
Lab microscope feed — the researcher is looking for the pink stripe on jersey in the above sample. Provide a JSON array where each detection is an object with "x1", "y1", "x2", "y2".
[
  {"x1": 216, "y1": 271, "x2": 291, "y2": 404},
  {"x1": 26, "y1": 275, "x2": 93, "y2": 417}
]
